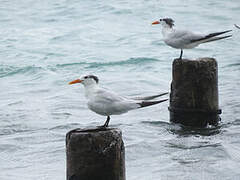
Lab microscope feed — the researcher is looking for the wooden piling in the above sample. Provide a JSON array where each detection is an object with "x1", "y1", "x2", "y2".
[
  {"x1": 169, "y1": 58, "x2": 221, "y2": 127},
  {"x1": 66, "y1": 128, "x2": 125, "y2": 180}
]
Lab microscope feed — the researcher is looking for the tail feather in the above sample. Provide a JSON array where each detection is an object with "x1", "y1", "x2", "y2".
[
  {"x1": 234, "y1": 24, "x2": 240, "y2": 29},
  {"x1": 138, "y1": 99, "x2": 168, "y2": 108},
  {"x1": 204, "y1": 30, "x2": 232, "y2": 39},
  {"x1": 191, "y1": 30, "x2": 232, "y2": 43},
  {"x1": 133, "y1": 92, "x2": 168, "y2": 101},
  {"x1": 201, "y1": 35, "x2": 232, "y2": 44}
]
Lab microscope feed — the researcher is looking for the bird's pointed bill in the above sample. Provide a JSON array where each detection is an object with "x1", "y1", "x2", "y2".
[
  {"x1": 152, "y1": 21, "x2": 160, "y2": 25},
  {"x1": 69, "y1": 79, "x2": 82, "y2": 85}
]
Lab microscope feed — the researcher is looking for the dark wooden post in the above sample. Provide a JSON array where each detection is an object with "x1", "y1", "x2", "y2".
[
  {"x1": 169, "y1": 58, "x2": 221, "y2": 127},
  {"x1": 66, "y1": 128, "x2": 125, "y2": 180}
]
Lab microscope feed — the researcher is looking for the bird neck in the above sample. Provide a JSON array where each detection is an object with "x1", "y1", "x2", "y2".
[
  {"x1": 162, "y1": 26, "x2": 174, "y2": 37},
  {"x1": 84, "y1": 84, "x2": 98, "y2": 99}
]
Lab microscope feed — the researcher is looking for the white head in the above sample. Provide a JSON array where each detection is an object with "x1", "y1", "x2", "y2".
[
  {"x1": 69, "y1": 75, "x2": 99, "y2": 87},
  {"x1": 152, "y1": 18, "x2": 175, "y2": 28}
]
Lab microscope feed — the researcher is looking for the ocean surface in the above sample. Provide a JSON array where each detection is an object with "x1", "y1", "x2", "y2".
[{"x1": 1, "y1": 0, "x2": 240, "y2": 179}]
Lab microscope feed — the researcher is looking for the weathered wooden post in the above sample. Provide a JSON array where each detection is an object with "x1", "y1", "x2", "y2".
[
  {"x1": 66, "y1": 128, "x2": 125, "y2": 180},
  {"x1": 169, "y1": 58, "x2": 222, "y2": 127}
]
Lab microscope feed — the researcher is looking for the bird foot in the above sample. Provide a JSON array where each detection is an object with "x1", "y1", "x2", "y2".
[{"x1": 97, "y1": 125, "x2": 108, "y2": 129}]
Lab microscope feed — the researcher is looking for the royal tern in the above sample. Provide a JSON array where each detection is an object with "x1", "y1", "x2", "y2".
[
  {"x1": 69, "y1": 75, "x2": 168, "y2": 127},
  {"x1": 152, "y1": 18, "x2": 232, "y2": 59}
]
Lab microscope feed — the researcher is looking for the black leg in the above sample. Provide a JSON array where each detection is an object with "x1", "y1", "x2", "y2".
[
  {"x1": 103, "y1": 116, "x2": 110, "y2": 127},
  {"x1": 179, "y1": 49, "x2": 183, "y2": 60}
]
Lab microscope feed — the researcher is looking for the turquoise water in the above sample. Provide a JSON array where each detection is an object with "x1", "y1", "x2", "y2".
[{"x1": 1, "y1": 0, "x2": 240, "y2": 179}]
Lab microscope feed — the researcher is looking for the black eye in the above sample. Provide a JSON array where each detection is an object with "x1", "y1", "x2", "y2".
[
  {"x1": 84, "y1": 76, "x2": 88, "y2": 79},
  {"x1": 160, "y1": 19, "x2": 162, "y2": 21}
]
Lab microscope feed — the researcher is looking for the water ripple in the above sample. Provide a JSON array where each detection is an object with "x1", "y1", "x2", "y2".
[
  {"x1": 0, "y1": 65, "x2": 44, "y2": 78},
  {"x1": 56, "y1": 57, "x2": 159, "y2": 69},
  {"x1": 0, "y1": 124, "x2": 32, "y2": 136}
]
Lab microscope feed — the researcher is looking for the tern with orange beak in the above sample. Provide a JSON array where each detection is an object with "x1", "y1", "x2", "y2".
[
  {"x1": 152, "y1": 18, "x2": 232, "y2": 59},
  {"x1": 69, "y1": 75, "x2": 168, "y2": 127}
]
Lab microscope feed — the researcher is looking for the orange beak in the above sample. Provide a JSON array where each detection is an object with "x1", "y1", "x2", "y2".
[
  {"x1": 69, "y1": 79, "x2": 83, "y2": 85},
  {"x1": 152, "y1": 21, "x2": 160, "y2": 25}
]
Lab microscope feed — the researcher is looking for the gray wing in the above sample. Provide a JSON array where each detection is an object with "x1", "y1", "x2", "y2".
[
  {"x1": 88, "y1": 88, "x2": 140, "y2": 115},
  {"x1": 165, "y1": 29, "x2": 204, "y2": 48},
  {"x1": 89, "y1": 88, "x2": 126, "y2": 105}
]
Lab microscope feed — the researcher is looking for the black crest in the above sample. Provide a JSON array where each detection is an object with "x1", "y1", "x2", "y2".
[
  {"x1": 84, "y1": 75, "x2": 99, "y2": 83},
  {"x1": 161, "y1": 18, "x2": 174, "y2": 27}
]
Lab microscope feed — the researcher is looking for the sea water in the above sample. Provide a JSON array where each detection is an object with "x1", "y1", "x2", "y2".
[{"x1": 0, "y1": 0, "x2": 240, "y2": 179}]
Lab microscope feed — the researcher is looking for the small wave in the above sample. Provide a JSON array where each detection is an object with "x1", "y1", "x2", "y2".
[
  {"x1": 141, "y1": 120, "x2": 172, "y2": 127},
  {"x1": 56, "y1": 57, "x2": 159, "y2": 69},
  {"x1": 167, "y1": 141, "x2": 221, "y2": 150},
  {"x1": 223, "y1": 63, "x2": 240, "y2": 68},
  {"x1": 224, "y1": 118, "x2": 240, "y2": 126},
  {"x1": 0, "y1": 124, "x2": 32, "y2": 136},
  {"x1": 168, "y1": 124, "x2": 222, "y2": 137},
  {"x1": 142, "y1": 120, "x2": 222, "y2": 137},
  {"x1": 0, "y1": 65, "x2": 44, "y2": 78},
  {"x1": 49, "y1": 123, "x2": 81, "y2": 130}
]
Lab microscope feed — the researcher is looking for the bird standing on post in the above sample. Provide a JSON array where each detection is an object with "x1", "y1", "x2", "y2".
[
  {"x1": 152, "y1": 18, "x2": 232, "y2": 59},
  {"x1": 69, "y1": 75, "x2": 168, "y2": 127}
]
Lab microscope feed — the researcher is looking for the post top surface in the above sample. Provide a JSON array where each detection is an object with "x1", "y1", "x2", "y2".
[
  {"x1": 70, "y1": 127, "x2": 119, "y2": 133},
  {"x1": 66, "y1": 127, "x2": 122, "y2": 140},
  {"x1": 174, "y1": 57, "x2": 216, "y2": 63}
]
